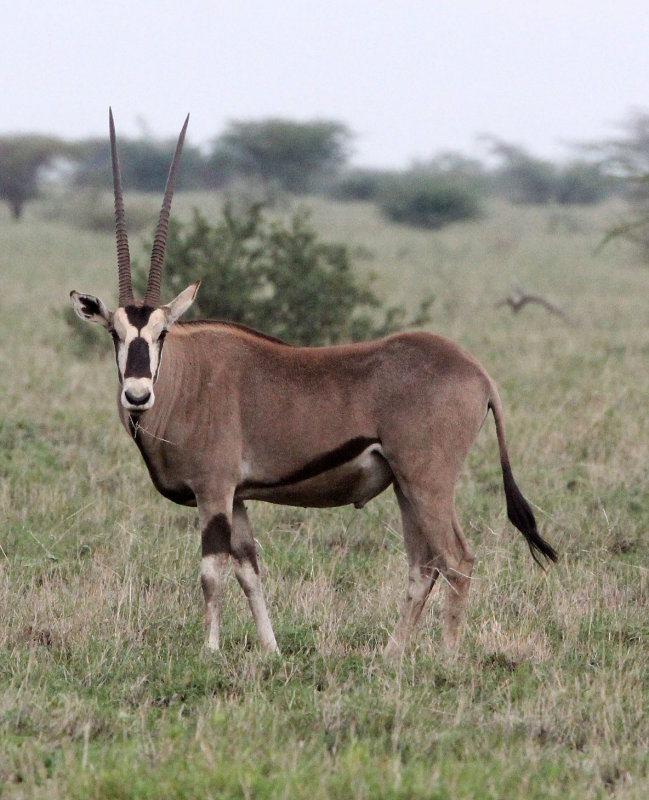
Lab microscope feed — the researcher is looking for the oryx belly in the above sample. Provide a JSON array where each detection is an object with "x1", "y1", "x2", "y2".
[{"x1": 236, "y1": 441, "x2": 394, "y2": 508}]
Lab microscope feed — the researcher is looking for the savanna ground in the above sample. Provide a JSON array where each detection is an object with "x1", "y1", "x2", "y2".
[{"x1": 1, "y1": 188, "x2": 649, "y2": 799}]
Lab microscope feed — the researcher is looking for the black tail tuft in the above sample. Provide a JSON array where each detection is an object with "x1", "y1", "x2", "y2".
[{"x1": 502, "y1": 461, "x2": 558, "y2": 568}]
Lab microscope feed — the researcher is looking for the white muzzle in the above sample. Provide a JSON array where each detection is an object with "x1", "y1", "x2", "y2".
[{"x1": 121, "y1": 377, "x2": 155, "y2": 411}]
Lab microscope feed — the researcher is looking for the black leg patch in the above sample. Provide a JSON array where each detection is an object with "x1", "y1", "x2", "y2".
[
  {"x1": 231, "y1": 537, "x2": 259, "y2": 574},
  {"x1": 202, "y1": 513, "x2": 231, "y2": 557}
]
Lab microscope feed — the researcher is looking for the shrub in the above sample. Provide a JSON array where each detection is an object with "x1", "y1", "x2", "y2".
[
  {"x1": 133, "y1": 202, "x2": 432, "y2": 345},
  {"x1": 329, "y1": 169, "x2": 395, "y2": 202},
  {"x1": 377, "y1": 173, "x2": 482, "y2": 229}
]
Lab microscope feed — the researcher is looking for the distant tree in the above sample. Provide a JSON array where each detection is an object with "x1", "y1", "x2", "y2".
[
  {"x1": 487, "y1": 140, "x2": 558, "y2": 204},
  {"x1": 0, "y1": 136, "x2": 68, "y2": 219},
  {"x1": 596, "y1": 109, "x2": 649, "y2": 182},
  {"x1": 211, "y1": 119, "x2": 353, "y2": 193},
  {"x1": 487, "y1": 138, "x2": 610, "y2": 205},
  {"x1": 595, "y1": 110, "x2": 649, "y2": 258},
  {"x1": 554, "y1": 162, "x2": 610, "y2": 205},
  {"x1": 73, "y1": 136, "x2": 207, "y2": 192}
]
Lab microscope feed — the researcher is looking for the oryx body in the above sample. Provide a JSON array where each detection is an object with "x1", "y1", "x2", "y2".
[{"x1": 71, "y1": 112, "x2": 557, "y2": 657}]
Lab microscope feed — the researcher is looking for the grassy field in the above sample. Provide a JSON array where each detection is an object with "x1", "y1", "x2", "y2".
[{"x1": 2, "y1": 188, "x2": 649, "y2": 798}]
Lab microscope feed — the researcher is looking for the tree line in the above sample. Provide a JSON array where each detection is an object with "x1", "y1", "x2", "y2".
[
  {"x1": 2, "y1": 111, "x2": 649, "y2": 225},
  {"x1": 0, "y1": 119, "x2": 351, "y2": 220}
]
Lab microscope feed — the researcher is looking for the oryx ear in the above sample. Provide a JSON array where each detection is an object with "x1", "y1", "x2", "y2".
[
  {"x1": 70, "y1": 291, "x2": 113, "y2": 329},
  {"x1": 162, "y1": 280, "x2": 200, "y2": 327}
]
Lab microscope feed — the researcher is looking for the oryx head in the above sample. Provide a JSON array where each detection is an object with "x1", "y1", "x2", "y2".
[{"x1": 71, "y1": 110, "x2": 199, "y2": 413}]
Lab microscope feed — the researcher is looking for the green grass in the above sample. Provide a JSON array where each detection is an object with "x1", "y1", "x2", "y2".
[{"x1": 2, "y1": 193, "x2": 649, "y2": 797}]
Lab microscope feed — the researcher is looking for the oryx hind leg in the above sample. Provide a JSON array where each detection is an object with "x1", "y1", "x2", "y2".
[
  {"x1": 383, "y1": 483, "x2": 440, "y2": 658},
  {"x1": 385, "y1": 478, "x2": 474, "y2": 656},
  {"x1": 442, "y1": 509, "x2": 475, "y2": 651},
  {"x1": 231, "y1": 502, "x2": 279, "y2": 655}
]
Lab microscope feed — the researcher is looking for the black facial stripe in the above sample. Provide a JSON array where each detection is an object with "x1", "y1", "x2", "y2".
[
  {"x1": 125, "y1": 305, "x2": 155, "y2": 328},
  {"x1": 241, "y1": 436, "x2": 381, "y2": 491},
  {"x1": 117, "y1": 307, "x2": 166, "y2": 383},
  {"x1": 125, "y1": 337, "x2": 152, "y2": 379}
]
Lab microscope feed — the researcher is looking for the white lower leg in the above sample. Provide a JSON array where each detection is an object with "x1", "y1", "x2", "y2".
[
  {"x1": 234, "y1": 561, "x2": 279, "y2": 654},
  {"x1": 442, "y1": 560, "x2": 474, "y2": 651},
  {"x1": 384, "y1": 565, "x2": 435, "y2": 657},
  {"x1": 201, "y1": 553, "x2": 229, "y2": 651}
]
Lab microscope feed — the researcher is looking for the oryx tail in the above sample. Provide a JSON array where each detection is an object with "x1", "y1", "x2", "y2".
[{"x1": 488, "y1": 390, "x2": 558, "y2": 567}]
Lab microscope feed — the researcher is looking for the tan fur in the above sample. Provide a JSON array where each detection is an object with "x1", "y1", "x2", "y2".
[{"x1": 112, "y1": 321, "x2": 552, "y2": 655}]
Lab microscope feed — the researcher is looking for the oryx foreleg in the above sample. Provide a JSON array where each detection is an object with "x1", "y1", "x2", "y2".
[
  {"x1": 199, "y1": 507, "x2": 232, "y2": 652},
  {"x1": 231, "y1": 502, "x2": 279, "y2": 654}
]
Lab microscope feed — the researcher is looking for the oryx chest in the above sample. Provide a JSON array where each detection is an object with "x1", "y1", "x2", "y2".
[{"x1": 237, "y1": 440, "x2": 394, "y2": 509}]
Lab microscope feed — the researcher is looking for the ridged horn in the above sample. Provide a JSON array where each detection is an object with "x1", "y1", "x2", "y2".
[
  {"x1": 109, "y1": 108, "x2": 134, "y2": 307},
  {"x1": 144, "y1": 114, "x2": 190, "y2": 308}
]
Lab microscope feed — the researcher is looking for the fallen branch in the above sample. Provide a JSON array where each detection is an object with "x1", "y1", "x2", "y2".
[{"x1": 495, "y1": 288, "x2": 573, "y2": 324}]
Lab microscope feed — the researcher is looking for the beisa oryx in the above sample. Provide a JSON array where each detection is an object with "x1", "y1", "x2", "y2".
[{"x1": 71, "y1": 111, "x2": 557, "y2": 657}]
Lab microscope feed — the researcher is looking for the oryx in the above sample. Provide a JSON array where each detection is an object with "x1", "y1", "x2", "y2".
[{"x1": 70, "y1": 111, "x2": 557, "y2": 657}]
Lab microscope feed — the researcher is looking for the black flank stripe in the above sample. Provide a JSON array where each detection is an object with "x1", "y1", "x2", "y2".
[{"x1": 243, "y1": 436, "x2": 380, "y2": 491}]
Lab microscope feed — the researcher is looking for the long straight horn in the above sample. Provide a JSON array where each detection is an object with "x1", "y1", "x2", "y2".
[
  {"x1": 109, "y1": 108, "x2": 134, "y2": 307},
  {"x1": 144, "y1": 114, "x2": 190, "y2": 308}
]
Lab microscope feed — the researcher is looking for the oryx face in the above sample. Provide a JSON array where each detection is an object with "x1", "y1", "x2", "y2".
[
  {"x1": 112, "y1": 305, "x2": 165, "y2": 411},
  {"x1": 70, "y1": 282, "x2": 200, "y2": 413},
  {"x1": 70, "y1": 110, "x2": 196, "y2": 414}
]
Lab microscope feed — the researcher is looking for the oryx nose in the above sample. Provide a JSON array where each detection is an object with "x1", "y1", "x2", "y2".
[{"x1": 124, "y1": 388, "x2": 151, "y2": 406}]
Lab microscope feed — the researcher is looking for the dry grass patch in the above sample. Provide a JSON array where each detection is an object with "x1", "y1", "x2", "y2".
[{"x1": 3, "y1": 195, "x2": 649, "y2": 797}]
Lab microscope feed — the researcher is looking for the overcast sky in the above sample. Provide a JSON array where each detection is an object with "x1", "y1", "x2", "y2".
[{"x1": 2, "y1": 1, "x2": 647, "y2": 168}]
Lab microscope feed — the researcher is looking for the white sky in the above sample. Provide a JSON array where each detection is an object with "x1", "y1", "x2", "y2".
[{"x1": 2, "y1": 0, "x2": 647, "y2": 168}]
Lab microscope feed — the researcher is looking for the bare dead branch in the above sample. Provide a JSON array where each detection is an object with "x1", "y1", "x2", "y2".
[{"x1": 495, "y1": 287, "x2": 574, "y2": 324}]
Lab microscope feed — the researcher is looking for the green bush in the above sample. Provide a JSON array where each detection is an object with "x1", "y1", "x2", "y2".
[
  {"x1": 134, "y1": 202, "x2": 432, "y2": 345},
  {"x1": 329, "y1": 169, "x2": 395, "y2": 202},
  {"x1": 377, "y1": 173, "x2": 482, "y2": 229}
]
